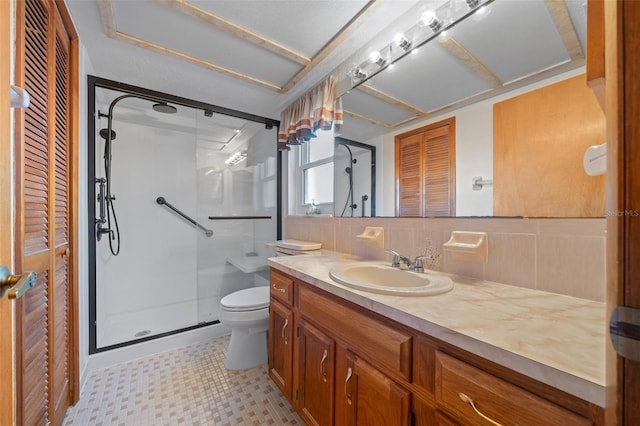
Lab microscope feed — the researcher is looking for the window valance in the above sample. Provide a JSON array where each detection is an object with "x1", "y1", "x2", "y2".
[{"x1": 278, "y1": 76, "x2": 343, "y2": 150}]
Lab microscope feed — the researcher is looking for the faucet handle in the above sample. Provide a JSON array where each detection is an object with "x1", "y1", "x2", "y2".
[
  {"x1": 385, "y1": 249, "x2": 404, "y2": 268},
  {"x1": 411, "y1": 255, "x2": 430, "y2": 273}
]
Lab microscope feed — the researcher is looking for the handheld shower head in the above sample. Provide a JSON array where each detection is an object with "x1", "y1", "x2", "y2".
[{"x1": 100, "y1": 128, "x2": 116, "y2": 140}]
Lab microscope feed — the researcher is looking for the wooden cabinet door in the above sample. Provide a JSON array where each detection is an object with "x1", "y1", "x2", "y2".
[
  {"x1": 298, "y1": 318, "x2": 335, "y2": 426},
  {"x1": 345, "y1": 352, "x2": 411, "y2": 426},
  {"x1": 268, "y1": 298, "x2": 293, "y2": 399}
]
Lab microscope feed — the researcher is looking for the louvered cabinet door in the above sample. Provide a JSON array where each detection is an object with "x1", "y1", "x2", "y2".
[{"x1": 16, "y1": 0, "x2": 72, "y2": 424}]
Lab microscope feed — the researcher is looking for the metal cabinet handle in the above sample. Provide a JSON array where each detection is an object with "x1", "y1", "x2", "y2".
[
  {"x1": 458, "y1": 392, "x2": 504, "y2": 426},
  {"x1": 345, "y1": 367, "x2": 353, "y2": 405},
  {"x1": 281, "y1": 319, "x2": 289, "y2": 345},
  {"x1": 320, "y1": 349, "x2": 328, "y2": 383},
  {"x1": 272, "y1": 284, "x2": 285, "y2": 293}
]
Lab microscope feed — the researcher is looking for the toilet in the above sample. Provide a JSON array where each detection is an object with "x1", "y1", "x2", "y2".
[{"x1": 218, "y1": 286, "x2": 270, "y2": 370}]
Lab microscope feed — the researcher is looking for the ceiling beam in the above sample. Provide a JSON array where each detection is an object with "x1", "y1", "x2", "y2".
[
  {"x1": 344, "y1": 109, "x2": 393, "y2": 129},
  {"x1": 115, "y1": 32, "x2": 282, "y2": 92},
  {"x1": 280, "y1": 0, "x2": 381, "y2": 94},
  {"x1": 161, "y1": 0, "x2": 310, "y2": 66},
  {"x1": 438, "y1": 35, "x2": 503, "y2": 89},
  {"x1": 97, "y1": 0, "x2": 116, "y2": 36},
  {"x1": 97, "y1": 0, "x2": 282, "y2": 92},
  {"x1": 545, "y1": 0, "x2": 584, "y2": 60},
  {"x1": 356, "y1": 83, "x2": 427, "y2": 116}
]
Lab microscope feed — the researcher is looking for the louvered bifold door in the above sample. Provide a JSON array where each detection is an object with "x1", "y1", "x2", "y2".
[
  {"x1": 50, "y1": 8, "x2": 72, "y2": 426},
  {"x1": 15, "y1": 0, "x2": 72, "y2": 425},
  {"x1": 395, "y1": 118, "x2": 456, "y2": 217},
  {"x1": 395, "y1": 134, "x2": 423, "y2": 216},
  {"x1": 422, "y1": 125, "x2": 454, "y2": 217}
]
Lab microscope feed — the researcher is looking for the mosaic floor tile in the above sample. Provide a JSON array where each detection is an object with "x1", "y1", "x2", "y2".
[{"x1": 64, "y1": 335, "x2": 301, "y2": 425}]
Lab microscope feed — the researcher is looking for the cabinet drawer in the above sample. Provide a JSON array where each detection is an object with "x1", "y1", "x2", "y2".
[
  {"x1": 299, "y1": 285, "x2": 412, "y2": 380},
  {"x1": 270, "y1": 269, "x2": 294, "y2": 305},
  {"x1": 435, "y1": 352, "x2": 591, "y2": 426}
]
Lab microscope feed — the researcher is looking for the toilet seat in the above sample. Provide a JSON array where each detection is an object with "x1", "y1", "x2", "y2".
[{"x1": 220, "y1": 287, "x2": 269, "y2": 312}]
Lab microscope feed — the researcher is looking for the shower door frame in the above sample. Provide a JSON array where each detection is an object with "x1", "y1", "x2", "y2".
[{"x1": 87, "y1": 75, "x2": 281, "y2": 354}]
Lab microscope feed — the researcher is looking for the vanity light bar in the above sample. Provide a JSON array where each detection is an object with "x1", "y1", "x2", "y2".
[{"x1": 349, "y1": 0, "x2": 493, "y2": 86}]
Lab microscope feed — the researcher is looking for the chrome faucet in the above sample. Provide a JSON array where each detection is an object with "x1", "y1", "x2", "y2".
[
  {"x1": 386, "y1": 250, "x2": 434, "y2": 272},
  {"x1": 385, "y1": 249, "x2": 411, "y2": 269}
]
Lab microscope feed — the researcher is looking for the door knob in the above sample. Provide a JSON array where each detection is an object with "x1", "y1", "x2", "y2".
[{"x1": 0, "y1": 266, "x2": 37, "y2": 300}]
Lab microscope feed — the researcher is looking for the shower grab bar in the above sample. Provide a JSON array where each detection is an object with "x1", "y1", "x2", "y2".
[
  {"x1": 156, "y1": 197, "x2": 213, "y2": 237},
  {"x1": 208, "y1": 216, "x2": 272, "y2": 220}
]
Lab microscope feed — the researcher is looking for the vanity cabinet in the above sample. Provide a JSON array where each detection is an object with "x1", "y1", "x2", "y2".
[
  {"x1": 344, "y1": 352, "x2": 411, "y2": 425},
  {"x1": 434, "y1": 352, "x2": 592, "y2": 426},
  {"x1": 268, "y1": 268, "x2": 602, "y2": 426},
  {"x1": 297, "y1": 318, "x2": 335, "y2": 425},
  {"x1": 268, "y1": 269, "x2": 295, "y2": 400}
]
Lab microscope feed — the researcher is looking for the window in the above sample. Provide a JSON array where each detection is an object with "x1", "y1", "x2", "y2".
[{"x1": 288, "y1": 130, "x2": 334, "y2": 214}]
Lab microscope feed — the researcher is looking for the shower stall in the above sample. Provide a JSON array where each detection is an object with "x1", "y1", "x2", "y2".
[
  {"x1": 334, "y1": 137, "x2": 376, "y2": 217},
  {"x1": 88, "y1": 76, "x2": 279, "y2": 353}
]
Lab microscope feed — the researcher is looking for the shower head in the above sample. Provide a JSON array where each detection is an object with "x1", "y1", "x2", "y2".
[
  {"x1": 152, "y1": 102, "x2": 177, "y2": 114},
  {"x1": 99, "y1": 128, "x2": 116, "y2": 141}
]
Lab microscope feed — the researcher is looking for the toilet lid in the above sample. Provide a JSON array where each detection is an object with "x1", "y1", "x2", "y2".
[{"x1": 220, "y1": 287, "x2": 270, "y2": 312}]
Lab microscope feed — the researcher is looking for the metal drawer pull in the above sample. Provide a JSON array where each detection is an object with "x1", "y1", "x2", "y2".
[
  {"x1": 320, "y1": 349, "x2": 328, "y2": 382},
  {"x1": 272, "y1": 284, "x2": 285, "y2": 293},
  {"x1": 458, "y1": 392, "x2": 504, "y2": 426},
  {"x1": 281, "y1": 319, "x2": 288, "y2": 345},
  {"x1": 345, "y1": 367, "x2": 353, "y2": 405}
]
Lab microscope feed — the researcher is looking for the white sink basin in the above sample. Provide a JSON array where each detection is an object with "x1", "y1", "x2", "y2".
[{"x1": 329, "y1": 262, "x2": 453, "y2": 296}]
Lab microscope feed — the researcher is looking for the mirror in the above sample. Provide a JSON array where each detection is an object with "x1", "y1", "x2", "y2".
[
  {"x1": 334, "y1": 137, "x2": 376, "y2": 217},
  {"x1": 333, "y1": 0, "x2": 604, "y2": 218}
]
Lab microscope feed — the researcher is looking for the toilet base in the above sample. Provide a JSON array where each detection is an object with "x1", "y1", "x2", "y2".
[{"x1": 224, "y1": 327, "x2": 268, "y2": 370}]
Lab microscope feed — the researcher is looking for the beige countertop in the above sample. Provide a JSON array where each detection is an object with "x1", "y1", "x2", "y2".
[{"x1": 267, "y1": 250, "x2": 607, "y2": 407}]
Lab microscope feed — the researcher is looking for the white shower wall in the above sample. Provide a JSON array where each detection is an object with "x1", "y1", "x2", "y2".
[{"x1": 95, "y1": 116, "x2": 198, "y2": 347}]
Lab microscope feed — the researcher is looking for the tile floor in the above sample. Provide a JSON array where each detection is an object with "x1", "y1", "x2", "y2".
[{"x1": 64, "y1": 335, "x2": 302, "y2": 425}]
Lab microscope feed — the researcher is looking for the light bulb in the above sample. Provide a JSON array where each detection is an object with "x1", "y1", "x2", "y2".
[
  {"x1": 393, "y1": 33, "x2": 412, "y2": 51},
  {"x1": 369, "y1": 51, "x2": 386, "y2": 67},
  {"x1": 419, "y1": 10, "x2": 442, "y2": 32}
]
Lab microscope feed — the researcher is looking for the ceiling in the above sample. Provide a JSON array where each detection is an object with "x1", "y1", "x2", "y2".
[{"x1": 66, "y1": 0, "x2": 588, "y2": 142}]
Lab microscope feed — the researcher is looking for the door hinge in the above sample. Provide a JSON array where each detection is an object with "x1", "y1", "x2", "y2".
[
  {"x1": 296, "y1": 326, "x2": 299, "y2": 337},
  {"x1": 610, "y1": 306, "x2": 640, "y2": 361}
]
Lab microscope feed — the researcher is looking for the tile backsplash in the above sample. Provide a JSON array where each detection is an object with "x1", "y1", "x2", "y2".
[{"x1": 283, "y1": 216, "x2": 606, "y2": 302}]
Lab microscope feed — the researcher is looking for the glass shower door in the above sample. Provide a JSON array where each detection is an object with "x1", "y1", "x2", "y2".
[
  {"x1": 94, "y1": 88, "x2": 200, "y2": 349},
  {"x1": 195, "y1": 112, "x2": 277, "y2": 324}
]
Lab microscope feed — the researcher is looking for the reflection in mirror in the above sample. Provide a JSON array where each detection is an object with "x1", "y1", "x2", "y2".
[
  {"x1": 335, "y1": 0, "x2": 602, "y2": 218},
  {"x1": 287, "y1": 130, "x2": 335, "y2": 216},
  {"x1": 334, "y1": 138, "x2": 376, "y2": 217}
]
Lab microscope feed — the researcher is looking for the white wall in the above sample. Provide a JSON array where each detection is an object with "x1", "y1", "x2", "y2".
[
  {"x1": 95, "y1": 110, "x2": 198, "y2": 346},
  {"x1": 78, "y1": 42, "x2": 94, "y2": 386},
  {"x1": 374, "y1": 67, "x2": 586, "y2": 217}
]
